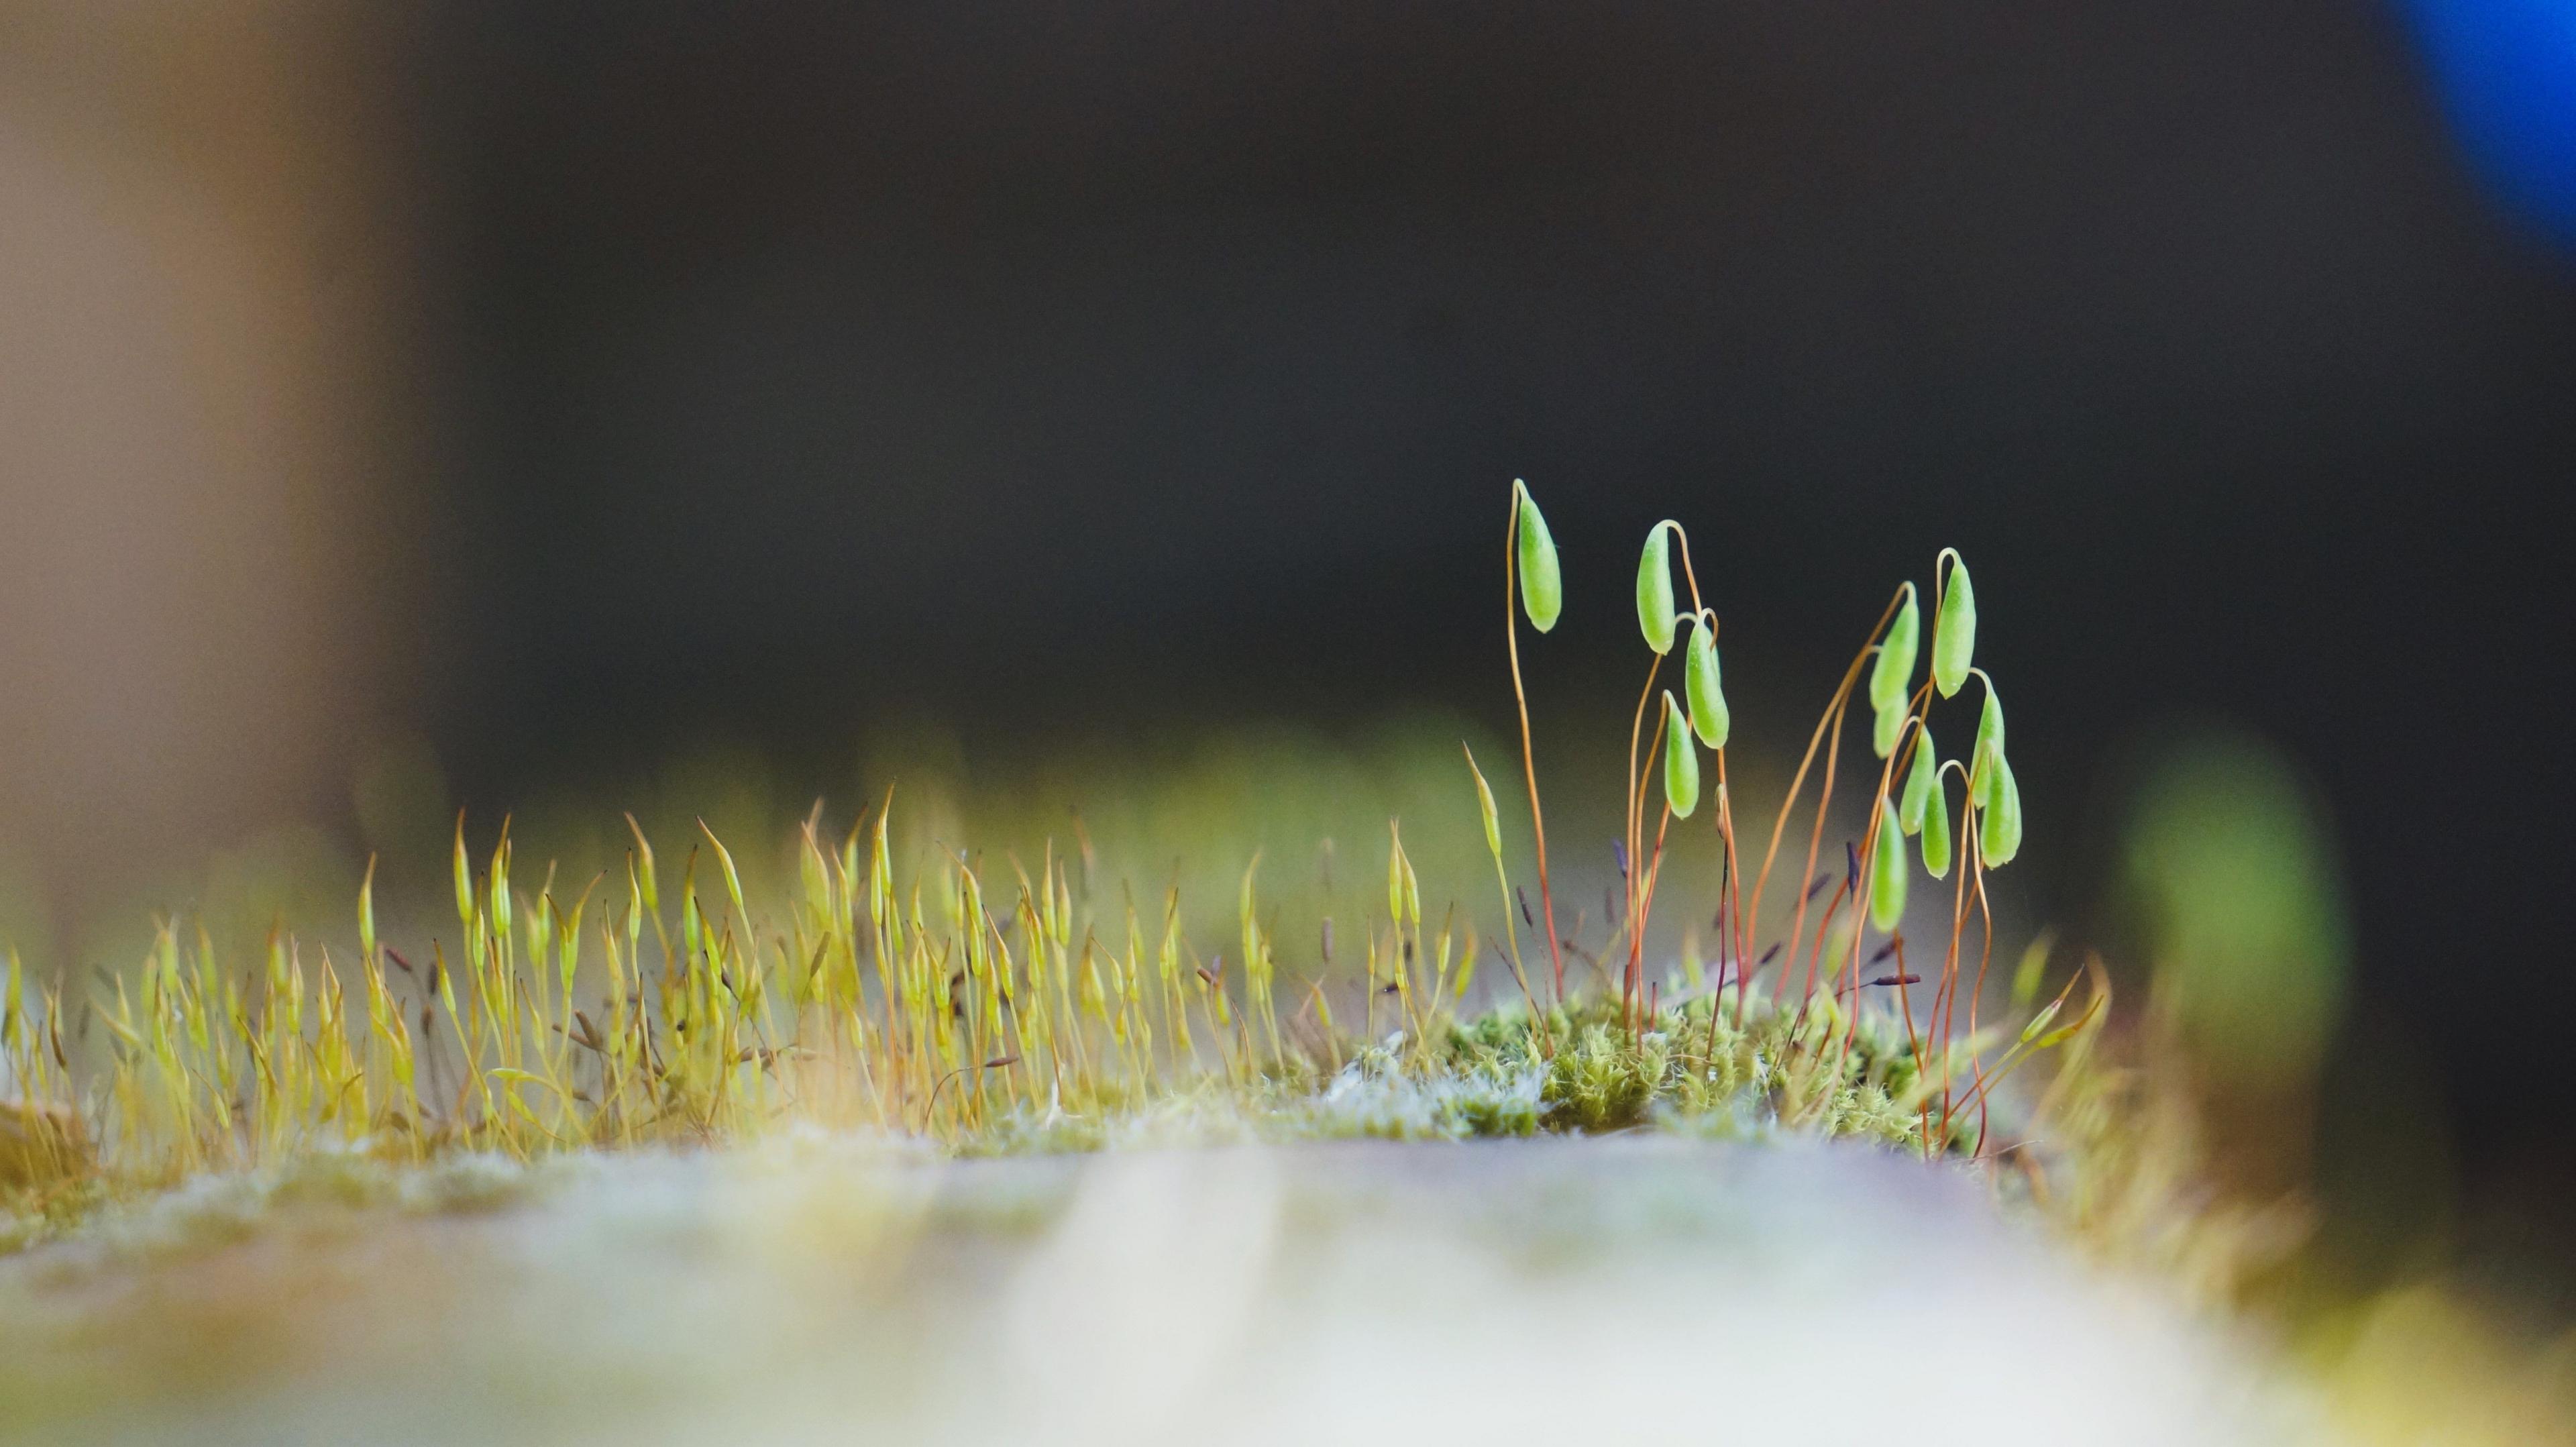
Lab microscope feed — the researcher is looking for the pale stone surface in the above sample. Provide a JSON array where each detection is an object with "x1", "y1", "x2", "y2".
[{"x1": 0, "y1": 1136, "x2": 2330, "y2": 1446}]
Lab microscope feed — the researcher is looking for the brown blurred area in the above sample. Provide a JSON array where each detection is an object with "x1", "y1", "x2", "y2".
[{"x1": 0, "y1": 4, "x2": 435, "y2": 945}]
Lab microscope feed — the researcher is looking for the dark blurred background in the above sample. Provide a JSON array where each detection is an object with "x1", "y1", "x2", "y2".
[{"x1": 3, "y1": 2, "x2": 2571, "y2": 1228}]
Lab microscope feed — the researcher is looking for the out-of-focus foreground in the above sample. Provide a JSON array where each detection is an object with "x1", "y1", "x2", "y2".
[{"x1": 0, "y1": 1140, "x2": 2338, "y2": 1447}]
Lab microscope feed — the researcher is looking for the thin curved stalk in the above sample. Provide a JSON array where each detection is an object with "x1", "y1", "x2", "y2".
[{"x1": 1505, "y1": 502, "x2": 1566, "y2": 1000}]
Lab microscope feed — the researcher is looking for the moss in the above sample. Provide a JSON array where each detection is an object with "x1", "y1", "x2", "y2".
[
  {"x1": 0, "y1": 971, "x2": 2065, "y2": 1259},
  {"x1": 0, "y1": 501, "x2": 2101, "y2": 1251}
]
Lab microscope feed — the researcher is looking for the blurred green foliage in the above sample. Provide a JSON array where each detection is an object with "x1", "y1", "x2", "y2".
[{"x1": 2122, "y1": 730, "x2": 2350, "y2": 1091}]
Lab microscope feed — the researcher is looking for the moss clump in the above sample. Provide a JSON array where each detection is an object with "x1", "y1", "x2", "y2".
[{"x1": 1436, "y1": 992, "x2": 1990, "y2": 1150}]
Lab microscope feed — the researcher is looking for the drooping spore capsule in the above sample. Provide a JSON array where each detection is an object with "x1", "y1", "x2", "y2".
[
  {"x1": 1636, "y1": 521, "x2": 1679, "y2": 655},
  {"x1": 1870, "y1": 583, "x2": 1919, "y2": 715},
  {"x1": 1868, "y1": 794, "x2": 1908, "y2": 932},
  {"x1": 1980, "y1": 753, "x2": 2023, "y2": 867},
  {"x1": 1515, "y1": 480, "x2": 1562, "y2": 633},
  {"x1": 1921, "y1": 773, "x2": 1953, "y2": 878},
  {"x1": 1972, "y1": 682, "x2": 2006, "y2": 807},
  {"x1": 1932, "y1": 553, "x2": 1976, "y2": 698},
  {"x1": 1872, "y1": 696, "x2": 1907, "y2": 759},
  {"x1": 1898, "y1": 725, "x2": 1938, "y2": 835},
  {"x1": 1663, "y1": 692, "x2": 1699, "y2": 818},
  {"x1": 1684, "y1": 614, "x2": 1729, "y2": 749}
]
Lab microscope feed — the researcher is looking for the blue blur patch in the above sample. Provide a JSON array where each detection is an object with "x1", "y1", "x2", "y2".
[{"x1": 2404, "y1": 0, "x2": 2576, "y2": 246}]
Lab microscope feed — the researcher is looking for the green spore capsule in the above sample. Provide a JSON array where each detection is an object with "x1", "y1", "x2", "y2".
[
  {"x1": 1933, "y1": 553, "x2": 1976, "y2": 697},
  {"x1": 1899, "y1": 725, "x2": 1938, "y2": 835},
  {"x1": 1684, "y1": 614, "x2": 1729, "y2": 749},
  {"x1": 1663, "y1": 691, "x2": 1699, "y2": 818},
  {"x1": 1921, "y1": 772, "x2": 1953, "y2": 878},
  {"x1": 1873, "y1": 696, "x2": 1907, "y2": 759},
  {"x1": 1636, "y1": 521, "x2": 1679, "y2": 654},
  {"x1": 1980, "y1": 753, "x2": 2023, "y2": 865},
  {"x1": 1972, "y1": 682, "x2": 2006, "y2": 807},
  {"x1": 1514, "y1": 480, "x2": 1562, "y2": 633},
  {"x1": 1869, "y1": 795, "x2": 1909, "y2": 932},
  {"x1": 1870, "y1": 584, "x2": 1919, "y2": 715}
]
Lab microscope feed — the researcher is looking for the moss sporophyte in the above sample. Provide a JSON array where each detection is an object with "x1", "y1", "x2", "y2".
[{"x1": 2, "y1": 482, "x2": 2095, "y2": 1240}]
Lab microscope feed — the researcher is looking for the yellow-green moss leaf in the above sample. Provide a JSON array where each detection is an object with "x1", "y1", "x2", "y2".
[
  {"x1": 1463, "y1": 743, "x2": 1503, "y2": 860},
  {"x1": 451, "y1": 814, "x2": 474, "y2": 927}
]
